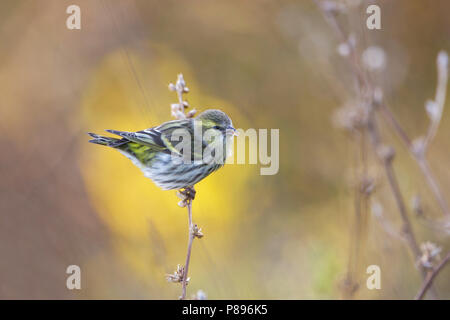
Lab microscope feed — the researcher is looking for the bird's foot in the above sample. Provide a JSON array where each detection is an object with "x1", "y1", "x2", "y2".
[{"x1": 177, "y1": 186, "x2": 196, "y2": 207}]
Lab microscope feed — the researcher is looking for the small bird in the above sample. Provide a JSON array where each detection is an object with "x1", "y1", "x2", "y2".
[{"x1": 88, "y1": 109, "x2": 236, "y2": 190}]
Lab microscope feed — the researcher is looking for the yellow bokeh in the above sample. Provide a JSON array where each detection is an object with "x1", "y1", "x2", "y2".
[{"x1": 79, "y1": 43, "x2": 252, "y2": 285}]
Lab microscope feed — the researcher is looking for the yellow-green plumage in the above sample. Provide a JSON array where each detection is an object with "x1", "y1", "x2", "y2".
[{"x1": 88, "y1": 109, "x2": 235, "y2": 190}]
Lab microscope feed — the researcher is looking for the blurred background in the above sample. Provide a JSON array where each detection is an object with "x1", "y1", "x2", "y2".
[{"x1": 0, "y1": 0, "x2": 449, "y2": 299}]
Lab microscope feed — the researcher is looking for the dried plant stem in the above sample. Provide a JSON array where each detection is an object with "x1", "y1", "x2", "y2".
[
  {"x1": 378, "y1": 51, "x2": 449, "y2": 217},
  {"x1": 417, "y1": 158, "x2": 449, "y2": 216},
  {"x1": 379, "y1": 104, "x2": 450, "y2": 217},
  {"x1": 415, "y1": 252, "x2": 450, "y2": 300},
  {"x1": 314, "y1": 1, "x2": 441, "y2": 298},
  {"x1": 367, "y1": 113, "x2": 438, "y2": 299},
  {"x1": 383, "y1": 164, "x2": 420, "y2": 255},
  {"x1": 367, "y1": 116, "x2": 420, "y2": 255},
  {"x1": 342, "y1": 134, "x2": 370, "y2": 299},
  {"x1": 181, "y1": 196, "x2": 194, "y2": 300},
  {"x1": 167, "y1": 74, "x2": 201, "y2": 300},
  {"x1": 317, "y1": 0, "x2": 371, "y2": 297}
]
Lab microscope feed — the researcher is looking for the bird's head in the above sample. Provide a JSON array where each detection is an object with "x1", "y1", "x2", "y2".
[{"x1": 195, "y1": 109, "x2": 237, "y2": 136}]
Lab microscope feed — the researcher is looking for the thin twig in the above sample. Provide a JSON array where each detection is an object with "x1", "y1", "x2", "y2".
[
  {"x1": 415, "y1": 252, "x2": 450, "y2": 300},
  {"x1": 367, "y1": 114, "x2": 421, "y2": 257},
  {"x1": 378, "y1": 105, "x2": 412, "y2": 146},
  {"x1": 314, "y1": 0, "x2": 440, "y2": 298},
  {"x1": 371, "y1": 202, "x2": 406, "y2": 241},
  {"x1": 382, "y1": 102, "x2": 450, "y2": 217},
  {"x1": 167, "y1": 74, "x2": 201, "y2": 300},
  {"x1": 181, "y1": 193, "x2": 194, "y2": 300},
  {"x1": 315, "y1": 1, "x2": 370, "y2": 298},
  {"x1": 342, "y1": 133, "x2": 368, "y2": 299},
  {"x1": 417, "y1": 157, "x2": 450, "y2": 217},
  {"x1": 378, "y1": 51, "x2": 449, "y2": 217},
  {"x1": 369, "y1": 105, "x2": 438, "y2": 298},
  {"x1": 423, "y1": 52, "x2": 448, "y2": 150}
]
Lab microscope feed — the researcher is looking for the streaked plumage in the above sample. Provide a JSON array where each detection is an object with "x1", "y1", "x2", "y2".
[{"x1": 88, "y1": 109, "x2": 235, "y2": 190}]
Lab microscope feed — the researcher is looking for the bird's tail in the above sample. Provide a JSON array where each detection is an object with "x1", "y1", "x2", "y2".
[{"x1": 88, "y1": 133, "x2": 128, "y2": 148}]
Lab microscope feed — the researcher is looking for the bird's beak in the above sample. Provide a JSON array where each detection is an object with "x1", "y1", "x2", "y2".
[{"x1": 226, "y1": 126, "x2": 238, "y2": 136}]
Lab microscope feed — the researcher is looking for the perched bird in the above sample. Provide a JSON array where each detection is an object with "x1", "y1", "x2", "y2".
[{"x1": 88, "y1": 109, "x2": 236, "y2": 190}]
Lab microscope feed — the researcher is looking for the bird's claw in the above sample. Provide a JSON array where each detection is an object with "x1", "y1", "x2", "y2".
[{"x1": 177, "y1": 186, "x2": 196, "y2": 207}]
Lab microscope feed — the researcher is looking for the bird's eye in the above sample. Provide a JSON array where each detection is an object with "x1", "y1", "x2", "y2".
[{"x1": 213, "y1": 125, "x2": 221, "y2": 130}]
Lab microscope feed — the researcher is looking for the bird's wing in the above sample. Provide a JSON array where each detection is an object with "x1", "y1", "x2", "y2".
[
  {"x1": 106, "y1": 119, "x2": 196, "y2": 157},
  {"x1": 156, "y1": 119, "x2": 203, "y2": 158},
  {"x1": 106, "y1": 129, "x2": 165, "y2": 151}
]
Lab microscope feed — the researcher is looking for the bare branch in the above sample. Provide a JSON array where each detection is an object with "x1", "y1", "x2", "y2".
[
  {"x1": 314, "y1": 0, "x2": 444, "y2": 298},
  {"x1": 378, "y1": 52, "x2": 450, "y2": 218},
  {"x1": 167, "y1": 74, "x2": 201, "y2": 300},
  {"x1": 367, "y1": 116, "x2": 422, "y2": 259},
  {"x1": 423, "y1": 51, "x2": 448, "y2": 150},
  {"x1": 415, "y1": 251, "x2": 450, "y2": 300},
  {"x1": 371, "y1": 202, "x2": 406, "y2": 241},
  {"x1": 181, "y1": 191, "x2": 195, "y2": 300},
  {"x1": 169, "y1": 73, "x2": 196, "y2": 120}
]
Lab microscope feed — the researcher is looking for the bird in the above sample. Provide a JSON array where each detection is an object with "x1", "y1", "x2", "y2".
[{"x1": 88, "y1": 109, "x2": 236, "y2": 190}]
